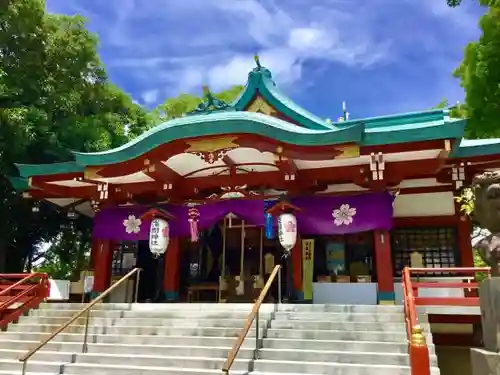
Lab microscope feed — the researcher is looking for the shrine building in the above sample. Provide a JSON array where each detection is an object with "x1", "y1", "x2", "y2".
[{"x1": 10, "y1": 57, "x2": 500, "y2": 305}]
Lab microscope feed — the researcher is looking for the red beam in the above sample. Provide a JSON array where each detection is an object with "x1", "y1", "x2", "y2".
[
  {"x1": 143, "y1": 162, "x2": 183, "y2": 184},
  {"x1": 410, "y1": 267, "x2": 491, "y2": 274},
  {"x1": 31, "y1": 173, "x2": 84, "y2": 184},
  {"x1": 412, "y1": 282, "x2": 479, "y2": 289},
  {"x1": 414, "y1": 297, "x2": 480, "y2": 306},
  {"x1": 397, "y1": 185, "x2": 453, "y2": 195},
  {"x1": 431, "y1": 333, "x2": 476, "y2": 347},
  {"x1": 222, "y1": 155, "x2": 237, "y2": 169},
  {"x1": 428, "y1": 314, "x2": 480, "y2": 324},
  {"x1": 25, "y1": 158, "x2": 447, "y2": 201},
  {"x1": 394, "y1": 216, "x2": 458, "y2": 227}
]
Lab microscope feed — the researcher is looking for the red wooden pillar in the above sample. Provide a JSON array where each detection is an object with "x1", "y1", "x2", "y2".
[
  {"x1": 91, "y1": 239, "x2": 113, "y2": 299},
  {"x1": 163, "y1": 237, "x2": 180, "y2": 301},
  {"x1": 457, "y1": 213, "x2": 474, "y2": 268},
  {"x1": 292, "y1": 234, "x2": 303, "y2": 300},
  {"x1": 89, "y1": 238, "x2": 99, "y2": 270},
  {"x1": 374, "y1": 230, "x2": 395, "y2": 304}
]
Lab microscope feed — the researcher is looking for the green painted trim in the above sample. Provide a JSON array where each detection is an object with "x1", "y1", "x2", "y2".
[
  {"x1": 73, "y1": 112, "x2": 365, "y2": 166},
  {"x1": 15, "y1": 161, "x2": 82, "y2": 178},
  {"x1": 164, "y1": 291, "x2": 179, "y2": 301},
  {"x1": 451, "y1": 138, "x2": 500, "y2": 158},
  {"x1": 233, "y1": 67, "x2": 333, "y2": 130},
  {"x1": 9, "y1": 177, "x2": 30, "y2": 191},
  {"x1": 362, "y1": 119, "x2": 466, "y2": 146},
  {"x1": 345, "y1": 108, "x2": 447, "y2": 129},
  {"x1": 378, "y1": 291, "x2": 395, "y2": 302},
  {"x1": 89, "y1": 291, "x2": 101, "y2": 300}
]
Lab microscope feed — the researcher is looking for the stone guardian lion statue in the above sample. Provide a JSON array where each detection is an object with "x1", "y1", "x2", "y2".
[{"x1": 472, "y1": 171, "x2": 500, "y2": 276}]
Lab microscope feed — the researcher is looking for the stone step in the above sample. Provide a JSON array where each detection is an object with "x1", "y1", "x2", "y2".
[
  {"x1": 252, "y1": 360, "x2": 440, "y2": 375},
  {"x1": 266, "y1": 328, "x2": 433, "y2": 343},
  {"x1": 0, "y1": 360, "x2": 250, "y2": 375},
  {"x1": 7, "y1": 324, "x2": 265, "y2": 337},
  {"x1": 128, "y1": 303, "x2": 271, "y2": 312},
  {"x1": 37, "y1": 303, "x2": 130, "y2": 311},
  {"x1": 270, "y1": 320, "x2": 431, "y2": 332},
  {"x1": 20, "y1": 316, "x2": 268, "y2": 328},
  {"x1": 251, "y1": 367, "x2": 441, "y2": 375},
  {"x1": 27, "y1": 309, "x2": 124, "y2": 319},
  {"x1": 0, "y1": 343, "x2": 254, "y2": 359},
  {"x1": 37, "y1": 302, "x2": 272, "y2": 313},
  {"x1": 0, "y1": 333, "x2": 255, "y2": 347},
  {"x1": 26, "y1": 309, "x2": 272, "y2": 321},
  {"x1": 274, "y1": 312, "x2": 428, "y2": 323},
  {"x1": 121, "y1": 311, "x2": 273, "y2": 319},
  {"x1": 0, "y1": 351, "x2": 252, "y2": 371},
  {"x1": 257, "y1": 348, "x2": 438, "y2": 367},
  {"x1": 76, "y1": 353, "x2": 250, "y2": 370},
  {"x1": 277, "y1": 304, "x2": 404, "y2": 313},
  {"x1": 262, "y1": 338, "x2": 435, "y2": 354}
]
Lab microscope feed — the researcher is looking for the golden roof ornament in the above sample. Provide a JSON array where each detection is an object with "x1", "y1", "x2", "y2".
[
  {"x1": 254, "y1": 54, "x2": 262, "y2": 69},
  {"x1": 186, "y1": 85, "x2": 234, "y2": 116}
]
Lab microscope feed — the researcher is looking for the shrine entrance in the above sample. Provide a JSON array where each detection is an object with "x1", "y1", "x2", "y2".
[{"x1": 180, "y1": 214, "x2": 287, "y2": 303}]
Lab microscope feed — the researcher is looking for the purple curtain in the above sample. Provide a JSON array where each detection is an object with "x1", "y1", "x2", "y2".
[{"x1": 93, "y1": 192, "x2": 393, "y2": 241}]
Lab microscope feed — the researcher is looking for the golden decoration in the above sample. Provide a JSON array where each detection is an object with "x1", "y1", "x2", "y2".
[
  {"x1": 411, "y1": 325, "x2": 427, "y2": 346},
  {"x1": 246, "y1": 96, "x2": 277, "y2": 116},
  {"x1": 275, "y1": 146, "x2": 284, "y2": 154},
  {"x1": 22, "y1": 192, "x2": 32, "y2": 198},
  {"x1": 28, "y1": 177, "x2": 32, "y2": 187},
  {"x1": 185, "y1": 136, "x2": 238, "y2": 153},
  {"x1": 84, "y1": 167, "x2": 103, "y2": 180},
  {"x1": 336, "y1": 145, "x2": 360, "y2": 158}
]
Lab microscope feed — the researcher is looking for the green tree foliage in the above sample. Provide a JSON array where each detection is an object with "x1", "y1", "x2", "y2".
[
  {"x1": 0, "y1": 0, "x2": 150, "y2": 275},
  {"x1": 453, "y1": 5, "x2": 500, "y2": 138},
  {"x1": 148, "y1": 85, "x2": 245, "y2": 124},
  {"x1": 34, "y1": 225, "x2": 91, "y2": 280},
  {"x1": 447, "y1": 0, "x2": 498, "y2": 6}
]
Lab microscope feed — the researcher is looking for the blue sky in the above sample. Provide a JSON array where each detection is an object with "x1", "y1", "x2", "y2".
[{"x1": 46, "y1": 0, "x2": 484, "y2": 120}]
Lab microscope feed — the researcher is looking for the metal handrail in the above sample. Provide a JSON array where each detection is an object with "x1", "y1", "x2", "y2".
[
  {"x1": 222, "y1": 264, "x2": 282, "y2": 374},
  {"x1": 0, "y1": 273, "x2": 47, "y2": 296},
  {"x1": 18, "y1": 267, "x2": 142, "y2": 375}
]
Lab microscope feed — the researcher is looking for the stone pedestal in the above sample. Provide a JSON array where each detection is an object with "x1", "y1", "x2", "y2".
[
  {"x1": 471, "y1": 349, "x2": 500, "y2": 375},
  {"x1": 471, "y1": 278, "x2": 500, "y2": 375},
  {"x1": 480, "y1": 278, "x2": 500, "y2": 352}
]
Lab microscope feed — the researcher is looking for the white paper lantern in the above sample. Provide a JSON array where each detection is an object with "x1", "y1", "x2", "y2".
[
  {"x1": 149, "y1": 218, "x2": 169, "y2": 257},
  {"x1": 277, "y1": 213, "x2": 297, "y2": 252}
]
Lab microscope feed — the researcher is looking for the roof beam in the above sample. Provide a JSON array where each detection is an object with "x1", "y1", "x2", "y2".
[
  {"x1": 23, "y1": 159, "x2": 445, "y2": 201},
  {"x1": 143, "y1": 162, "x2": 182, "y2": 187},
  {"x1": 222, "y1": 154, "x2": 237, "y2": 174},
  {"x1": 274, "y1": 156, "x2": 299, "y2": 183}
]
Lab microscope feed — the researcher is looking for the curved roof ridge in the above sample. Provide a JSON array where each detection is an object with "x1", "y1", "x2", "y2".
[
  {"x1": 232, "y1": 58, "x2": 333, "y2": 130},
  {"x1": 334, "y1": 108, "x2": 446, "y2": 129},
  {"x1": 72, "y1": 111, "x2": 364, "y2": 166}
]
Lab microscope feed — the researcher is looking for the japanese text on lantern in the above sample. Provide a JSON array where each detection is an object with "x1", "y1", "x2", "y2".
[
  {"x1": 284, "y1": 220, "x2": 296, "y2": 233},
  {"x1": 150, "y1": 219, "x2": 160, "y2": 247}
]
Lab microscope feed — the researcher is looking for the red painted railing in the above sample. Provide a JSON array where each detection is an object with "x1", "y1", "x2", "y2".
[
  {"x1": 402, "y1": 266, "x2": 491, "y2": 375},
  {"x1": 0, "y1": 273, "x2": 50, "y2": 330}
]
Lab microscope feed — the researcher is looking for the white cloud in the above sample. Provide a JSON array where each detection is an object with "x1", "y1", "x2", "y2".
[
  {"x1": 141, "y1": 89, "x2": 160, "y2": 105},
  {"x1": 46, "y1": 0, "x2": 482, "y2": 113},
  {"x1": 73, "y1": 0, "x2": 391, "y2": 95}
]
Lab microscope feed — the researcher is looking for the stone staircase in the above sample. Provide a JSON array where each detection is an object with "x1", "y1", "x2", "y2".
[{"x1": 0, "y1": 303, "x2": 439, "y2": 375}]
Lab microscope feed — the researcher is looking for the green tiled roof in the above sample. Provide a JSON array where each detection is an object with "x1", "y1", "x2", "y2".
[{"x1": 11, "y1": 61, "x2": 500, "y2": 188}]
